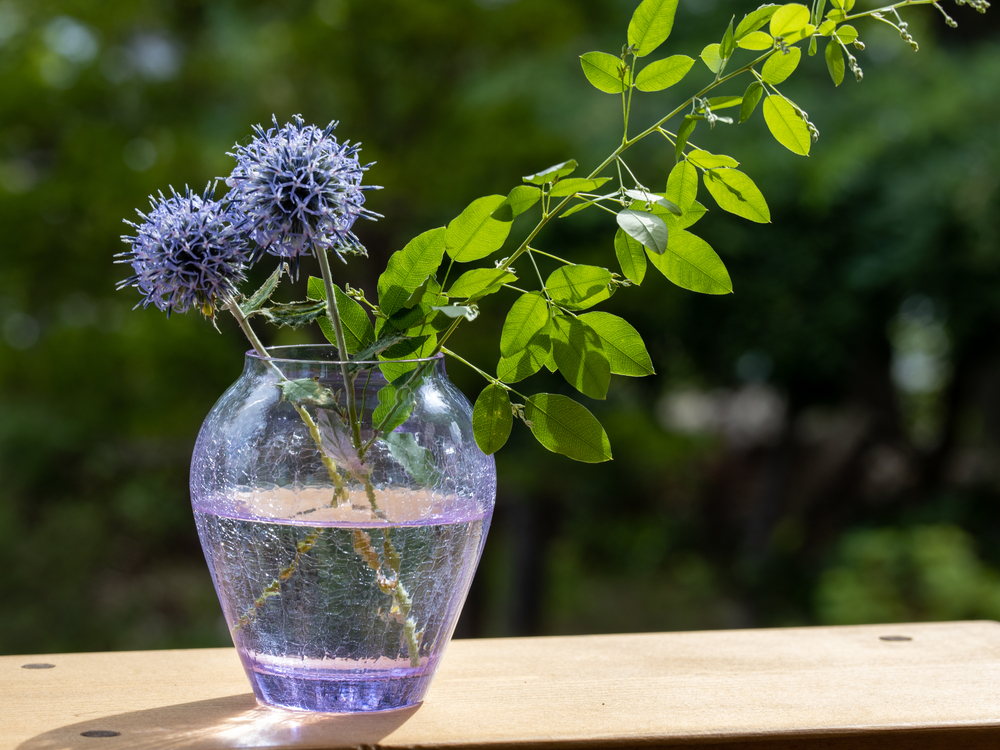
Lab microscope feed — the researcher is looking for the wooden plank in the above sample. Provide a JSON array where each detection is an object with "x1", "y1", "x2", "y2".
[{"x1": 3, "y1": 621, "x2": 1000, "y2": 749}]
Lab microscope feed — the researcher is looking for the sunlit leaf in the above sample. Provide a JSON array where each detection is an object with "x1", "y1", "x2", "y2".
[
  {"x1": 551, "y1": 315, "x2": 610, "y2": 400},
  {"x1": 501, "y1": 292, "x2": 550, "y2": 357},
  {"x1": 377, "y1": 227, "x2": 446, "y2": 315},
  {"x1": 634, "y1": 55, "x2": 694, "y2": 92},
  {"x1": 825, "y1": 40, "x2": 845, "y2": 86},
  {"x1": 617, "y1": 209, "x2": 669, "y2": 255},
  {"x1": 497, "y1": 342, "x2": 548, "y2": 383},
  {"x1": 675, "y1": 116, "x2": 698, "y2": 163},
  {"x1": 662, "y1": 200, "x2": 708, "y2": 231},
  {"x1": 735, "y1": 4, "x2": 779, "y2": 39},
  {"x1": 624, "y1": 189, "x2": 681, "y2": 215},
  {"x1": 647, "y1": 229, "x2": 733, "y2": 295},
  {"x1": 446, "y1": 195, "x2": 512, "y2": 262},
  {"x1": 720, "y1": 18, "x2": 736, "y2": 60},
  {"x1": 687, "y1": 150, "x2": 739, "y2": 169},
  {"x1": 546, "y1": 265, "x2": 613, "y2": 310},
  {"x1": 523, "y1": 160, "x2": 578, "y2": 185},
  {"x1": 448, "y1": 268, "x2": 516, "y2": 299},
  {"x1": 614, "y1": 228, "x2": 647, "y2": 285},
  {"x1": 666, "y1": 160, "x2": 698, "y2": 211},
  {"x1": 763, "y1": 95, "x2": 811, "y2": 155},
  {"x1": 627, "y1": 0, "x2": 679, "y2": 58},
  {"x1": 703, "y1": 168, "x2": 771, "y2": 223},
  {"x1": 761, "y1": 46, "x2": 801, "y2": 84},
  {"x1": 740, "y1": 81, "x2": 764, "y2": 123},
  {"x1": 835, "y1": 25, "x2": 858, "y2": 44},
  {"x1": 307, "y1": 277, "x2": 375, "y2": 354},
  {"x1": 577, "y1": 311, "x2": 655, "y2": 377},
  {"x1": 580, "y1": 51, "x2": 630, "y2": 94},
  {"x1": 525, "y1": 394, "x2": 612, "y2": 463},
  {"x1": 473, "y1": 384, "x2": 512, "y2": 455},
  {"x1": 703, "y1": 95, "x2": 744, "y2": 111},
  {"x1": 737, "y1": 31, "x2": 774, "y2": 50},
  {"x1": 549, "y1": 176, "x2": 613, "y2": 197},
  {"x1": 769, "y1": 4, "x2": 811, "y2": 38},
  {"x1": 491, "y1": 185, "x2": 541, "y2": 221},
  {"x1": 700, "y1": 43, "x2": 723, "y2": 73}
]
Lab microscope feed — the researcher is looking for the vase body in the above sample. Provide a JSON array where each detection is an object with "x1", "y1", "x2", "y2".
[{"x1": 190, "y1": 346, "x2": 495, "y2": 713}]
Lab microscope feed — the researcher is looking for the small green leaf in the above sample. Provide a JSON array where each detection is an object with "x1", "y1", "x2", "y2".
[
  {"x1": 559, "y1": 199, "x2": 598, "y2": 219},
  {"x1": 431, "y1": 305, "x2": 478, "y2": 321},
  {"x1": 523, "y1": 160, "x2": 578, "y2": 186},
  {"x1": 700, "y1": 43, "x2": 723, "y2": 73},
  {"x1": 662, "y1": 200, "x2": 708, "y2": 231},
  {"x1": 524, "y1": 394, "x2": 612, "y2": 463},
  {"x1": 617, "y1": 209, "x2": 669, "y2": 255},
  {"x1": 497, "y1": 344, "x2": 548, "y2": 383},
  {"x1": 647, "y1": 229, "x2": 733, "y2": 295},
  {"x1": 675, "y1": 116, "x2": 698, "y2": 163},
  {"x1": 383, "y1": 431, "x2": 440, "y2": 486},
  {"x1": 735, "y1": 4, "x2": 779, "y2": 39},
  {"x1": 702, "y1": 95, "x2": 744, "y2": 111},
  {"x1": 737, "y1": 31, "x2": 774, "y2": 50},
  {"x1": 308, "y1": 278, "x2": 376, "y2": 354},
  {"x1": 634, "y1": 55, "x2": 694, "y2": 92},
  {"x1": 808, "y1": 35, "x2": 818, "y2": 56},
  {"x1": 549, "y1": 176, "x2": 613, "y2": 198},
  {"x1": 448, "y1": 268, "x2": 517, "y2": 299},
  {"x1": 473, "y1": 384, "x2": 513, "y2": 455},
  {"x1": 446, "y1": 195, "x2": 512, "y2": 262},
  {"x1": 378, "y1": 227, "x2": 447, "y2": 316},
  {"x1": 740, "y1": 81, "x2": 764, "y2": 123},
  {"x1": 761, "y1": 46, "x2": 801, "y2": 84},
  {"x1": 240, "y1": 264, "x2": 284, "y2": 315},
  {"x1": 826, "y1": 8, "x2": 847, "y2": 22},
  {"x1": 254, "y1": 300, "x2": 327, "y2": 329},
  {"x1": 687, "y1": 150, "x2": 739, "y2": 169},
  {"x1": 551, "y1": 315, "x2": 610, "y2": 400},
  {"x1": 720, "y1": 18, "x2": 736, "y2": 59},
  {"x1": 818, "y1": 19, "x2": 837, "y2": 35},
  {"x1": 614, "y1": 228, "x2": 647, "y2": 285},
  {"x1": 580, "y1": 51, "x2": 631, "y2": 94},
  {"x1": 501, "y1": 292, "x2": 550, "y2": 357},
  {"x1": 666, "y1": 160, "x2": 698, "y2": 211},
  {"x1": 628, "y1": 0, "x2": 680, "y2": 58},
  {"x1": 546, "y1": 265, "x2": 614, "y2": 310},
  {"x1": 491, "y1": 185, "x2": 541, "y2": 221},
  {"x1": 763, "y1": 95, "x2": 811, "y2": 156},
  {"x1": 577, "y1": 312, "x2": 655, "y2": 377},
  {"x1": 279, "y1": 378, "x2": 340, "y2": 409},
  {"x1": 769, "y1": 3, "x2": 811, "y2": 38},
  {"x1": 624, "y1": 189, "x2": 681, "y2": 215},
  {"x1": 825, "y1": 40, "x2": 845, "y2": 86},
  {"x1": 830, "y1": 0, "x2": 855, "y2": 9},
  {"x1": 703, "y1": 168, "x2": 771, "y2": 223},
  {"x1": 835, "y1": 25, "x2": 858, "y2": 44}
]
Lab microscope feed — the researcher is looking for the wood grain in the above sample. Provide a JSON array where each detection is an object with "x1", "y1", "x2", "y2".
[{"x1": 3, "y1": 621, "x2": 1000, "y2": 749}]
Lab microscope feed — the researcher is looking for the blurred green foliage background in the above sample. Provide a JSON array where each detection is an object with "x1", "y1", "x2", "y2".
[{"x1": 2, "y1": 0, "x2": 1000, "y2": 655}]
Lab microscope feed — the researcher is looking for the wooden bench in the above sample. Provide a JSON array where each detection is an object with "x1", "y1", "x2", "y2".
[{"x1": 4, "y1": 621, "x2": 1000, "y2": 749}]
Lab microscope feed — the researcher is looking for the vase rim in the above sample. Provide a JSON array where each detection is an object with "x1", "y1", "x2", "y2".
[{"x1": 246, "y1": 344, "x2": 445, "y2": 367}]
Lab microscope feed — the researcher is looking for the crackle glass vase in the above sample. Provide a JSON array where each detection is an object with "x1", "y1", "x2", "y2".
[{"x1": 190, "y1": 346, "x2": 496, "y2": 713}]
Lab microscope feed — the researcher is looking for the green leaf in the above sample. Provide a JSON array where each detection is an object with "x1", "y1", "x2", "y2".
[
  {"x1": 278, "y1": 378, "x2": 340, "y2": 409},
  {"x1": 240, "y1": 264, "x2": 284, "y2": 315},
  {"x1": 825, "y1": 40, "x2": 845, "y2": 86},
  {"x1": 826, "y1": 9, "x2": 846, "y2": 22},
  {"x1": 687, "y1": 150, "x2": 739, "y2": 169},
  {"x1": 577, "y1": 312, "x2": 655, "y2": 377},
  {"x1": 551, "y1": 315, "x2": 610, "y2": 400},
  {"x1": 763, "y1": 95, "x2": 811, "y2": 156},
  {"x1": 524, "y1": 394, "x2": 612, "y2": 463},
  {"x1": 761, "y1": 46, "x2": 801, "y2": 85},
  {"x1": 735, "y1": 4, "x2": 779, "y2": 39},
  {"x1": 383, "y1": 431, "x2": 440, "y2": 486},
  {"x1": 348, "y1": 330, "x2": 410, "y2": 367},
  {"x1": 740, "y1": 81, "x2": 764, "y2": 123},
  {"x1": 254, "y1": 300, "x2": 327, "y2": 329},
  {"x1": 473, "y1": 384, "x2": 513, "y2": 455},
  {"x1": 666, "y1": 160, "x2": 698, "y2": 211},
  {"x1": 835, "y1": 25, "x2": 858, "y2": 44},
  {"x1": 559, "y1": 199, "x2": 598, "y2": 219},
  {"x1": 548, "y1": 176, "x2": 613, "y2": 198},
  {"x1": 703, "y1": 168, "x2": 771, "y2": 223},
  {"x1": 675, "y1": 116, "x2": 697, "y2": 163},
  {"x1": 491, "y1": 185, "x2": 541, "y2": 221},
  {"x1": 431, "y1": 305, "x2": 478, "y2": 321},
  {"x1": 498, "y1": 344, "x2": 548, "y2": 383},
  {"x1": 818, "y1": 19, "x2": 836, "y2": 35},
  {"x1": 448, "y1": 268, "x2": 516, "y2": 299},
  {"x1": 617, "y1": 209, "x2": 669, "y2": 255},
  {"x1": 703, "y1": 95, "x2": 744, "y2": 111},
  {"x1": 580, "y1": 51, "x2": 630, "y2": 94},
  {"x1": 700, "y1": 43, "x2": 723, "y2": 73},
  {"x1": 634, "y1": 55, "x2": 694, "y2": 92},
  {"x1": 546, "y1": 265, "x2": 614, "y2": 310},
  {"x1": 808, "y1": 35, "x2": 818, "y2": 56},
  {"x1": 737, "y1": 31, "x2": 774, "y2": 50},
  {"x1": 379, "y1": 335, "x2": 437, "y2": 382},
  {"x1": 308, "y1": 278, "x2": 376, "y2": 354},
  {"x1": 446, "y1": 195, "x2": 512, "y2": 262},
  {"x1": 614, "y1": 228, "x2": 647, "y2": 285},
  {"x1": 647, "y1": 229, "x2": 733, "y2": 295},
  {"x1": 501, "y1": 292, "x2": 550, "y2": 357},
  {"x1": 720, "y1": 18, "x2": 736, "y2": 59},
  {"x1": 378, "y1": 227, "x2": 446, "y2": 316},
  {"x1": 523, "y1": 160, "x2": 578, "y2": 186},
  {"x1": 662, "y1": 200, "x2": 708, "y2": 231},
  {"x1": 624, "y1": 189, "x2": 681, "y2": 215},
  {"x1": 769, "y1": 3, "x2": 811, "y2": 38},
  {"x1": 831, "y1": 0, "x2": 856, "y2": 10},
  {"x1": 627, "y1": 0, "x2": 679, "y2": 58}
]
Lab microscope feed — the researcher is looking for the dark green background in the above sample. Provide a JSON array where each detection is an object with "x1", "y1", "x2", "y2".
[{"x1": 2, "y1": 0, "x2": 1000, "y2": 654}]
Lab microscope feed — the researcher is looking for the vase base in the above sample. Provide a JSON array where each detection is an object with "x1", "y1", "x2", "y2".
[{"x1": 247, "y1": 667, "x2": 433, "y2": 713}]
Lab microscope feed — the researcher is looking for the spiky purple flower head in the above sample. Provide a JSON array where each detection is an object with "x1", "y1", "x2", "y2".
[
  {"x1": 225, "y1": 115, "x2": 380, "y2": 270},
  {"x1": 117, "y1": 184, "x2": 249, "y2": 318}
]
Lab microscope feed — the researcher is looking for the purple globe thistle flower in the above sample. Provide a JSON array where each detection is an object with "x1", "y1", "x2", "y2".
[
  {"x1": 117, "y1": 184, "x2": 249, "y2": 318},
  {"x1": 225, "y1": 114, "x2": 380, "y2": 271}
]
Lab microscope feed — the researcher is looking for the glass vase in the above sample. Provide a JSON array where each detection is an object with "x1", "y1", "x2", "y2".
[{"x1": 190, "y1": 346, "x2": 496, "y2": 713}]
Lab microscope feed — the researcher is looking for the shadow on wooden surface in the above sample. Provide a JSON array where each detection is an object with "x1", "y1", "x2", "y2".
[{"x1": 17, "y1": 693, "x2": 419, "y2": 750}]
